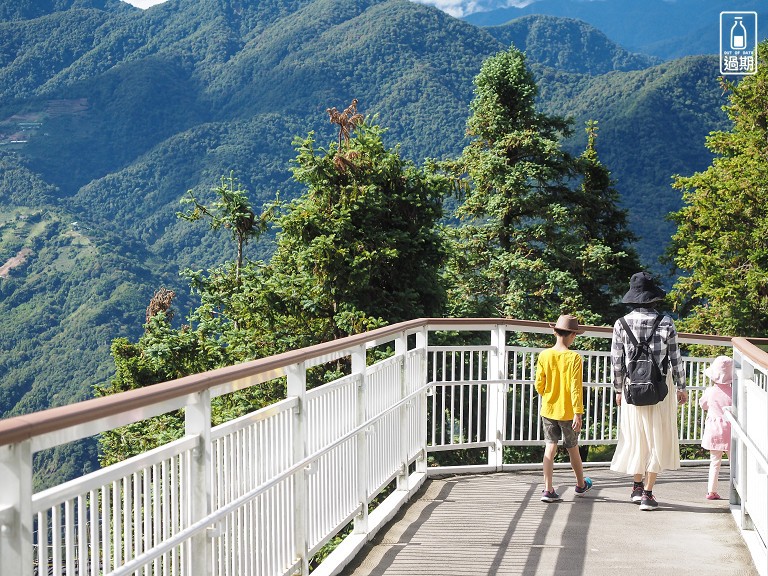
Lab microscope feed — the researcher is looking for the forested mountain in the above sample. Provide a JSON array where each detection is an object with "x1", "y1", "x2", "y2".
[
  {"x1": 483, "y1": 15, "x2": 661, "y2": 74},
  {"x1": 0, "y1": 0, "x2": 128, "y2": 21},
  {"x1": 0, "y1": 0, "x2": 729, "y2": 478},
  {"x1": 461, "y1": 0, "x2": 768, "y2": 60},
  {"x1": 537, "y1": 54, "x2": 728, "y2": 262}
]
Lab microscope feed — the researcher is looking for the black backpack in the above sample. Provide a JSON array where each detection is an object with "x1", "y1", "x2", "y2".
[{"x1": 619, "y1": 314, "x2": 669, "y2": 406}]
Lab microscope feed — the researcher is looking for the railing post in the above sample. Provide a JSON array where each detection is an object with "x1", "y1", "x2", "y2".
[
  {"x1": 0, "y1": 440, "x2": 32, "y2": 576},
  {"x1": 416, "y1": 327, "x2": 429, "y2": 475},
  {"x1": 185, "y1": 389, "x2": 212, "y2": 576},
  {"x1": 396, "y1": 332, "x2": 409, "y2": 490},
  {"x1": 487, "y1": 325, "x2": 507, "y2": 470},
  {"x1": 733, "y1": 351, "x2": 752, "y2": 528},
  {"x1": 287, "y1": 362, "x2": 309, "y2": 575},
  {"x1": 351, "y1": 345, "x2": 369, "y2": 535}
]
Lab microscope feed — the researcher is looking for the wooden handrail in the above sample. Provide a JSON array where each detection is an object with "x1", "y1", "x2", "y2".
[
  {"x1": 732, "y1": 337, "x2": 768, "y2": 368},
  {"x1": 0, "y1": 317, "x2": 733, "y2": 447}
]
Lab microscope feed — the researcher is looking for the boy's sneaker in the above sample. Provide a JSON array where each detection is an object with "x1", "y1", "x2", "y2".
[
  {"x1": 631, "y1": 484, "x2": 644, "y2": 504},
  {"x1": 639, "y1": 492, "x2": 658, "y2": 511},
  {"x1": 575, "y1": 477, "x2": 593, "y2": 496},
  {"x1": 541, "y1": 490, "x2": 562, "y2": 503}
]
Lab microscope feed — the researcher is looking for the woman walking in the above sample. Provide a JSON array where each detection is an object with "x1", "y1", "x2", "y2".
[{"x1": 610, "y1": 271, "x2": 688, "y2": 511}]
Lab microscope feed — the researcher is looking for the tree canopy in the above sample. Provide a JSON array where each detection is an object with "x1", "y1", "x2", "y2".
[
  {"x1": 444, "y1": 47, "x2": 640, "y2": 327},
  {"x1": 96, "y1": 109, "x2": 451, "y2": 464},
  {"x1": 259, "y1": 116, "x2": 449, "y2": 348},
  {"x1": 668, "y1": 40, "x2": 768, "y2": 337}
]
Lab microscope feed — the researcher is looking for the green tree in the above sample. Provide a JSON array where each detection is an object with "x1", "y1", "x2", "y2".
[
  {"x1": 97, "y1": 109, "x2": 452, "y2": 463},
  {"x1": 259, "y1": 112, "x2": 450, "y2": 349},
  {"x1": 668, "y1": 41, "x2": 768, "y2": 336},
  {"x1": 570, "y1": 121, "x2": 642, "y2": 321},
  {"x1": 95, "y1": 312, "x2": 221, "y2": 465},
  {"x1": 179, "y1": 173, "x2": 270, "y2": 281},
  {"x1": 97, "y1": 177, "x2": 277, "y2": 465},
  {"x1": 97, "y1": 272, "x2": 287, "y2": 465},
  {"x1": 445, "y1": 47, "x2": 638, "y2": 327}
]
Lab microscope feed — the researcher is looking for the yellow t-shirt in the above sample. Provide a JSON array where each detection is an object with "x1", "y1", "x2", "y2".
[{"x1": 534, "y1": 348, "x2": 584, "y2": 421}]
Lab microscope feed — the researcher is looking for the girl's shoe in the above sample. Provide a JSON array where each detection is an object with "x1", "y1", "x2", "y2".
[{"x1": 706, "y1": 492, "x2": 722, "y2": 500}]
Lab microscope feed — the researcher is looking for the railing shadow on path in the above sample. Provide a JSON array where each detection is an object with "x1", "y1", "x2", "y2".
[{"x1": 339, "y1": 465, "x2": 757, "y2": 576}]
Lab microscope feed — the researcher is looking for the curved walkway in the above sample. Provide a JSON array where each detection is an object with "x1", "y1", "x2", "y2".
[{"x1": 339, "y1": 465, "x2": 757, "y2": 576}]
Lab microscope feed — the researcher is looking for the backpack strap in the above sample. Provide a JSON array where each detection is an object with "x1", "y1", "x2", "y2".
[
  {"x1": 619, "y1": 316, "x2": 637, "y2": 346},
  {"x1": 620, "y1": 314, "x2": 664, "y2": 347},
  {"x1": 620, "y1": 314, "x2": 667, "y2": 377}
]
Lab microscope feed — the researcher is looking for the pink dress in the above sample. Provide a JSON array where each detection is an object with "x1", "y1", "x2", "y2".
[{"x1": 699, "y1": 383, "x2": 732, "y2": 452}]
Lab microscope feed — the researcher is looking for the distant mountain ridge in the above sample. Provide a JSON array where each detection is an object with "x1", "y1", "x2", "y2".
[
  {"x1": 484, "y1": 15, "x2": 661, "y2": 74},
  {"x1": 461, "y1": 0, "x2": 768, "y2": 60},
  {"x1": 0, "y1": 0, "x2": 729, "y2": 486},
  {"x1": 0, "y1": 0, "x2": 127, "y2": 21}
]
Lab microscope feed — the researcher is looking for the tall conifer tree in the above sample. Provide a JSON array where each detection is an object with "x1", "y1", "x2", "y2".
[
  {"x1": 446, "y1": 47, "x2": 639, "y2": 326},
  {"x1": 571, "y1": 121, "x2": 642, "y2": 321}
]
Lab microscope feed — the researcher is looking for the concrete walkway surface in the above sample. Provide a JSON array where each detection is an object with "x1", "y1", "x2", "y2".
[{"x1": 339, "y1": 465, "x2": 757, "y2": 576}]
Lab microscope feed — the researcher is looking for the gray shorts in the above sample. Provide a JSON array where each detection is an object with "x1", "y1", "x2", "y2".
[{"x1": 542, "y1": 416, "x2": 579, "y2": 449}]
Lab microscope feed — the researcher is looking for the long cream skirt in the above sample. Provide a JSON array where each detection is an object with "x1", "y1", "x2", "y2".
[{"x1": 610, "y1": 373, "x2": 680, "y2": 475}]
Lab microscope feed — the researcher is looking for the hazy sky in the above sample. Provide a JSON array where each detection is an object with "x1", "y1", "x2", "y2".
[
  {"x1": 413, "y1": 0, "x2": 534, "y2": 18},
  {"x1": 122, "y1": 0, "x2": 167, "y2": 8},
  {"x1": 120, "y1": 0, "x2": 537, "y2": 16}
]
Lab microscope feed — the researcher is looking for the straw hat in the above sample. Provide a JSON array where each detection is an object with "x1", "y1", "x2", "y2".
[{"x1": 550, "y1": 314, "x2": 585, "y2": 335}]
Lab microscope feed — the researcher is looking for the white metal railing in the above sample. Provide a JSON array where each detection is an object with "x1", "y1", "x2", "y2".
[
  {"x1": 729, "y1": 338, "x2": 768, "y2": 576},
  {"x1": 424, "y1": 330, "x2": 722, "y2": 470},
  {"x1": 0, "y1": 318, "x2": 734, "y2": 576}
]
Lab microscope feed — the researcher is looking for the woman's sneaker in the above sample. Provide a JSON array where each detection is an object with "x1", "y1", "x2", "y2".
[
  {"x1": 639, "y1": 492, "x2": 658, "y2": 511},
  {"x1": 631, "y1": 484, "x2": 644, "y2": 504},
  {"x1": 575, "y1": 477, "x2": 593, "y2": 496},
  {"x1": 541, "y1": 490, "x2": 562, "y2": 503}
]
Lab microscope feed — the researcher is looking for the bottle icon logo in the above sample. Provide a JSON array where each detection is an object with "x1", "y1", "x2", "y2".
[
  {"x1": 721, "y1": 11, "x2": 758, "y2": 75},
  {"x1": 731, "y1": 17, "x2": 746, "y2": 50}
]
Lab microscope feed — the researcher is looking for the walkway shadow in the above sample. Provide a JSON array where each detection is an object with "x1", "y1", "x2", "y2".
[{"x1": 339, "y1": 465, "x2": 756, "y2": 576}]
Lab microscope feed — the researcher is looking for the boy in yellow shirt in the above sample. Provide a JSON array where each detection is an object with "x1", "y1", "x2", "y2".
[{"x1": 535, "y1": 314, "x2": 593, "y2": 502}]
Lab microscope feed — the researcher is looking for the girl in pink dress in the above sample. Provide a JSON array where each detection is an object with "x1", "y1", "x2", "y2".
[{"x1": 699, "y1": 355, "x2": 733, "y2": 500}]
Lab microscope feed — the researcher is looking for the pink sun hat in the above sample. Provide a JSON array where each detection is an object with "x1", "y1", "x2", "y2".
[{"x1": 704, "y1": 355, "x2": 733, "y2": 386}]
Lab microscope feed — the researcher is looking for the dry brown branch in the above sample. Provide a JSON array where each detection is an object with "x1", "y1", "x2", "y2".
[
  {"x1": 327, "y1": 98, "x2": 363, "y2": 148},
  {"x1": 146, "y1": 287, "x2": 176, "y2": 324}
]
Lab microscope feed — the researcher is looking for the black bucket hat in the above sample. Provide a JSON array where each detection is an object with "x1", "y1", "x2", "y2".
[{"x1": 622, "y1": 271, "x2": 666, "y2": 304}]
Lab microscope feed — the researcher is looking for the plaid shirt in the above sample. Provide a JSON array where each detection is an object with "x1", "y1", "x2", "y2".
[{"x1": 611, "y1": 308, "x2": 686, "y2": 392}]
